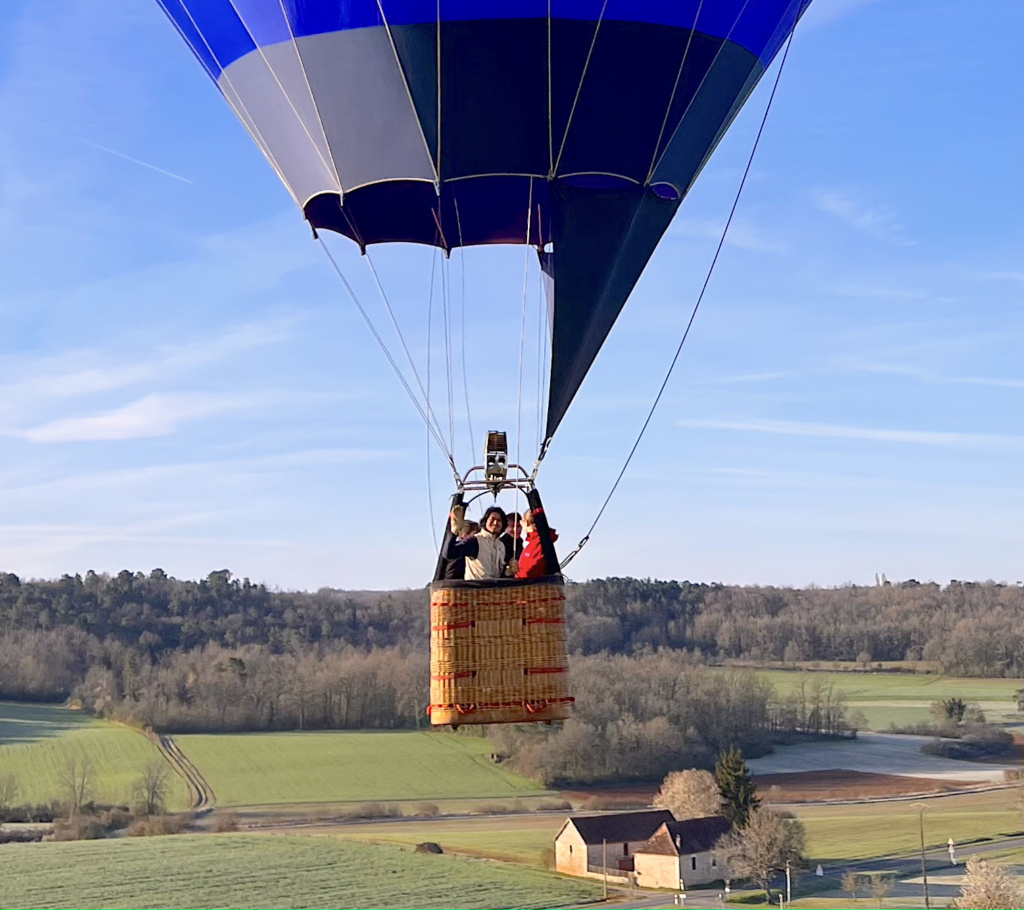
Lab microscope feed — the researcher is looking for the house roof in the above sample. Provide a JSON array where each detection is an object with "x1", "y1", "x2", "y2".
[
  {"x1": 561, "y1": 810, "x2": 674, "y2": 845},
  {"x1": 637, "y1": 816, "x2": 732, "y2": 856}
]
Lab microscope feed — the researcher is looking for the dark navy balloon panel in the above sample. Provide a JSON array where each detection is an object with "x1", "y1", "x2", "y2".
[{"x1": 157, "y1": 0, "x2": 811, "y2": 440}]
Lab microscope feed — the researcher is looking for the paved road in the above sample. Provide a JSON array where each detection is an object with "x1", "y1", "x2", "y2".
[
  {"x1": 584, "y1": 837, "x2": 1024, "y2": 909},
  {"x1": 747, "y1": 732, "x2": 1018, "y2": 783}
]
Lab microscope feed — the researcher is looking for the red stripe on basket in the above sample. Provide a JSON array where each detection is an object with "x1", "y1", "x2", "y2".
[
  {"x1": 525, "y1": 617, "x2": 564, "y2": 625},
  {"x1": 431, "y1": 671, "x2": 475, "y2": 681},
  {"x1": 429, "y1": 697, "x2": 575, "y2": 711},
  {"x1": 431, "y1": 621, "x2": 474, "y2": 631},
  {"x1": 525, "y1": 666, "x2": 567, "y2": 675}
]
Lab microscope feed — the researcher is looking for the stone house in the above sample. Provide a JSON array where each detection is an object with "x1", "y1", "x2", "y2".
[
  {"x1": 554, "y1": 810, "x2": 673, "y2": 879},
  {"x1": 633, "y1": 815, "x2": 732, "y2": 889}
]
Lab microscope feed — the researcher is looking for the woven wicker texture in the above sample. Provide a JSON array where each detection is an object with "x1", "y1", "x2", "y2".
[{"x1": 429, "y1": 580, "x2": 573, "y2": 725}]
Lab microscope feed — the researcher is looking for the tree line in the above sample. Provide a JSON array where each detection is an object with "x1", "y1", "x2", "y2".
[
  {"x1": 1, "y1": 570, "x2": 1018, "y2": 678},
  {"x1": 487, "y1": 654, "x2": 849, "y2": 785},
  {"x1": 563, "y1": 576, "x2": 1022, "y2": 676}
]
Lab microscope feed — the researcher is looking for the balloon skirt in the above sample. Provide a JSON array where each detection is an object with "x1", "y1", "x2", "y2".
[{"x1": 429, "y1": 577, "x2": 573, "y2": 725}]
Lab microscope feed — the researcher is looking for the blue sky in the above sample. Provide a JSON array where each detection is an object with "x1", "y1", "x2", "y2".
[{"x1": 0, "y1": 0, "x2": 1020, "y2": 591}]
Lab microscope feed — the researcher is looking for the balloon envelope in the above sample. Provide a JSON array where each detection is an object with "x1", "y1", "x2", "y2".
[{"x1": 159, "y1": 0, "x2": 810, "y2": 439}]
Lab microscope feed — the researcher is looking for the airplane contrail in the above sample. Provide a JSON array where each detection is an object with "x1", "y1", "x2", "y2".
[
  {"x1": 75, "y1": 135, "x2": 193, "y2": 184},
  {"x1": 11, "y1": 112, "x2": 194, "y2": 183}
]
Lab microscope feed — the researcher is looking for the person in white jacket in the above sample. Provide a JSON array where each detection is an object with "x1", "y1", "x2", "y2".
[{"x1": 442, "y1": 505, "x2": 518, "y2": 579}]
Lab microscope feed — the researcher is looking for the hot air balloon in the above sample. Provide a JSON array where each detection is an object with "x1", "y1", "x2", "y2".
[{"x1": 156, "y1": 0, "x2": 812, "y2": 726}]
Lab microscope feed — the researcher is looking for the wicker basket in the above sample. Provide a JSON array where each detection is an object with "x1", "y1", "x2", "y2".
[{"x1": 428, "y1": 576, "x2": 573, "y2": 726}]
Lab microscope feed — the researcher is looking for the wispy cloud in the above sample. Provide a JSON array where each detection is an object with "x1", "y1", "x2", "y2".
[
  {"x1": 703, "y1": 371, "x2": 795, "y2": 384},
  {"x1": 0, "y1": 318, "x2": 298, "y2": 405},
  {"x1": 0, "y1": 447, "x2": 408, "y2": 497},
  {"x1": 679, "y1": 417, "x2": 1022, "y2": 449},
  {"x1": 670, "y1": 217, "x2": 788, "y2": 253},
  {"x1": 17, "y1": 391, "x2": 287, "y2": 443},
  {"x1": 811, "y1": 189, "x2": 911, "y2": 245},
  {"x1": 850, "y1": 361, "x2": 1023, "y2": 389},
  {"x1": 831, "y1": 283, "x2": 930, "y2": 301},
  {"x1": 982, "y1": 270, "x2": 1024, "y2": 282}
]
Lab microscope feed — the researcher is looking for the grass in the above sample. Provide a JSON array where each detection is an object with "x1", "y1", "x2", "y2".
[
  {"x1": 316, "y1": 791, "x2": 1024, "y2": 870},
  {"x1": 713, "y1": 668, "x2": 1023, "y2": 730},
  {"x1": 176, "y1": 730, "x2": 546, "y2": 807},
  {"x1": 793, "y1": 789, "x2": 1024, "y2": 861},
  {"x1": 744, "y1": 669, "x2": 1019, "y2": 703},
  {"x1": 327, "y1": 813, "x2": 567, "y2": 865},
  {"x1": 0, "y1": 833, "x2": 601, "y2": 909},
  {"x1": 0, "y1": 702, "x2": 189, "y2": 810}
]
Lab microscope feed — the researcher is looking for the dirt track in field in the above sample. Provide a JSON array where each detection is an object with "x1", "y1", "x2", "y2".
[{"x1": 153, "y1": 734, "x2": 216, "y2": 811}]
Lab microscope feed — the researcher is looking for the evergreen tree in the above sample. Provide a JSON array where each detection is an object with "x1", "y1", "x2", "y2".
[{"x1": 715, "y1": 746, "x2": 760, "y2": 827}]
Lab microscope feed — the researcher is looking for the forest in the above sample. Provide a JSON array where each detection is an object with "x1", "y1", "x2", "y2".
[
  {"x1": 0, "y1": 569, "x2": 1019, "y2": 687},
  {"x1": 1, "y1": 569, "x2": 1016, "y2": 784}
]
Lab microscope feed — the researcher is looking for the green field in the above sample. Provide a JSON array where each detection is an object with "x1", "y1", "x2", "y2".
[
  {"x1": 329, "y1": 813, "x2": 567, "y2": 865},
  {"x1": 724, "y1": 669, "x2": 1024, "y2": 731},
  {"x1": 0, "y1": 702, "x2": 189, "y2": 809},
  {"x1": 0, "y1": 833, "x2": 601, "y2": 909},
  {"x1": 794, "y1": 789, "x2": 1024, "y2": 861},
  {"x1": 177, "y1": 730, "x2": 546, "y2": 807},
  {"x1": 320, "y1": 789, "x2": 1024, "y2": 869}
]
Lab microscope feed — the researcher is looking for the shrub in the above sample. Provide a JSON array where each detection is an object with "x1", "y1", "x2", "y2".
[
  {"x1": 341, "y1": 802, "x2": 400, "y2": 820},
  {"x1": 98, "y1": 807, "x2": 133, "y2": 831},
  {"x1": 922, "y1": 733, "x2": 1014, "y2": 761},
  {"x1": 52, "y1": 816, "x2": 106, "y2": 841},
  {"x1": 473, "y1": 802, "x2": 513, "y2": 815},
  {"x1": 412, "y1": 802, "x2": 439, "y2": 817},
  {"x1": 126, "y1": 814, "x2": 189, "y2": 837},
  {"x1": 536, "y1": 799, "x2": 572, "y2": 811},
  {"x1": 211, "y1": 812, "x2": 239, "y2": 833}
]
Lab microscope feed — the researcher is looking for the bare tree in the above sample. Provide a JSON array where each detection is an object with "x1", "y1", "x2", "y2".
[
  {"x1": 841, "y1": 870, "x2": 862, "y2": 903},
  {"x1": 653, "y1": 769, "x2": 721, "y2": 820},
  {"x1": 716, "y1": 806, "x2": 805, "y2": 902},
  {"x1": 132, "y1": 760, "x2": 171, "y2": 816},
  {"x1": 0, "y1": 772, "x2": 19, "y2": 814},
  {"x1": 954, "y1": 856, "x2": 1024, "y2": 910},
  {"x1": 869, "y1": 873, "x2": 893, "y2": 908},
  {"x1": 57, "y1": 755, "x2": 93, "y2": 818}
]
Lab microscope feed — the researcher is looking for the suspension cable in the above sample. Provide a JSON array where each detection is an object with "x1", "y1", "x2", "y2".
[
  {"x1": 363, "y1": 250, "x2": 452, "y2": 456},
  {"x1": 317, "y1": 238, "x2": 458, "y2": 479},
  {"x1": 514, "y1": 182, "x2": 535, "y2": 521},
  {"x1": 559, "y1": 29, "x2": 798, "y2": 570},
  {"x1": 441, "y1": 250, "x2": 456, "y2": 457},
  {"x1": 426, "y1": 248, "x2": 439, "y2": 548}
]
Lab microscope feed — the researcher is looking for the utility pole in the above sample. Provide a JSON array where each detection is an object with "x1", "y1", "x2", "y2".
[
  {"x1": 917, "y1": 805, "x2": 931, "y2": 909},
  {"x1": 786, "y1": 859, "x2": 792, "y2": 906},
  {"x1": 602, "y1": 838, "x2": 608, "y2": 900}
]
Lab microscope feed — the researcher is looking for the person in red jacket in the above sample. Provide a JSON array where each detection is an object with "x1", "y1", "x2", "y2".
[{"x1": 516, "y1": 508, "x2": 559, "y2": 579}]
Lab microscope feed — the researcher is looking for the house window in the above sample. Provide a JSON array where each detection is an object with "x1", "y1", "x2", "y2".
[
  {"x1": 691, "y1": 856, "x2": 698, "y2": 871},
  {"x1": 568, "y1": 845, "x2": 572, "y2": 854},
  {"x1": 623, "y1": 843, "x2": 629, "y2": 855},
  {"x1": 712, "y1": 856, "x2": 717, "y2": 868}
]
